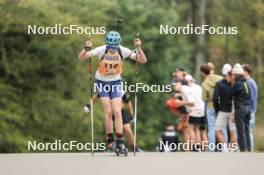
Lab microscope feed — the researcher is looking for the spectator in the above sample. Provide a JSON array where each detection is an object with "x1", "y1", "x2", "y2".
[
  {"x1": 159, "y1": 124, "x2": 179, "y2": 152},
  {"x1": 243, "y1": 64, "x2": 258, "y2": 151},
  {"x1": 172, "y1": 66, "x2": 188, "y2": 85},
  {"x1": 174, "y1": 81, "x2": 205, "y2": 151},
  {"x1": 169, "y1": 76, "x2": 190, "y2": 146},
  {"x1": 213, "y1": 64, "x2": 237, "y2": 152},
  {"x1": 186, "y1": 74, "x2": 208, "y2": 150},
  {"x1": 200, "y1": 63, "x2": 222, "y2": 151},
  {"x1": 230, "y1": 63, "x2": 251, "y2": 152},
  {"x1": 207, "y1": 62, "x2": 215, "y2": 74}
]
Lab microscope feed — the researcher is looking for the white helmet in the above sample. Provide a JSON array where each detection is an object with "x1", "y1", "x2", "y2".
[{"x1": 222, "y1": 63, "x2": 232, "y2": 75}]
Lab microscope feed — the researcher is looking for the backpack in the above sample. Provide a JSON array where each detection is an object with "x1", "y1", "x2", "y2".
[{"x1": 100, "y1": 46, "x2": 123, "y2": 60}]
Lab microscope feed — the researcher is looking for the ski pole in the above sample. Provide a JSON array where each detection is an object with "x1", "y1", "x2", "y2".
[
  {"x1": 133, "y1": 32, "x2": 140, "y2": 156},
  {"x1": 87, "y1": 34, "x2": 94, "y2": 156}
]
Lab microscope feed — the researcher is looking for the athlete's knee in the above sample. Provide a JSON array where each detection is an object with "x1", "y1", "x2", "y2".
[
  {"x1": 103, "y1": 103, "x2": 112, "y2": 116},
  {"x1": 112, "y1": 108, "x2": 121, "y2": 116},
  {"x1": 104, "y1": 110, "x2": 113, "y2": 119}
]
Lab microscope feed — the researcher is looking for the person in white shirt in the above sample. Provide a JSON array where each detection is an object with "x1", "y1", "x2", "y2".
[
  {"x1": 185, "y1": 74, "x2": 208, "y2": 150},
  {"x1": 174, "y1": 80, "x2": 205, "y2": 150}
]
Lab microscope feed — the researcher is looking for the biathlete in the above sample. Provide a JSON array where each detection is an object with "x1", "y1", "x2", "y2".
[{"x1": 78, "y1": 31, "x2": 147, "y2": 155}]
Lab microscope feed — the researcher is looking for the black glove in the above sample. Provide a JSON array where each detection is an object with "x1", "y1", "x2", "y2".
[{"x1": 130, "y1": 114, "x2": 135, "y2": 124}]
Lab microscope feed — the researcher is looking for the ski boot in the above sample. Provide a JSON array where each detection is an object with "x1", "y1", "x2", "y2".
[
  {"x1": 115, "y1": 139, "x2": 128, "y2": 156},
  {"x1": 106, "y1": 141, "x2": 116, "y2": 153},
  {"x1": 106, "y1": 135, "x2": 116, "y2": 153}
]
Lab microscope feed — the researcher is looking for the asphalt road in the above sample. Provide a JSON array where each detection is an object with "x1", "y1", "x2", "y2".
[{"x1": 1, "y1": 152, "x2": 263, "y2": 175}]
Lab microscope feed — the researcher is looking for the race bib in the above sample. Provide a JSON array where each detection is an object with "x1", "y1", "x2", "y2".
[{"x1": 98, "y1": 49, "x2": 123, "y2": 76}]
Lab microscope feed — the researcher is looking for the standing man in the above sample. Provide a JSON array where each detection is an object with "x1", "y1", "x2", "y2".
[
  {"x1": 200, "y1": 63, "x2": 222, "y2": 151},
  {"x1": 231, "y1": 63, "x2": 251, "y2": 152},
  {"x1": 243, "y1": 64, "x2": 258, "y2": 151},
  {"x1": 213, "y1": 64, "x2": 237, "y2": 152}
]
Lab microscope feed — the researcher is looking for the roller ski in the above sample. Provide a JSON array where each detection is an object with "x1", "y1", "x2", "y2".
[{"x1": 115, "y1": 139, "x2": 128, "y2": 156}]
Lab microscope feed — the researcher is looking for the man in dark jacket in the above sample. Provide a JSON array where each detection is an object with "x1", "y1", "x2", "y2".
[
  {"x1": 230, "y1": 63, "x2": 251, "y2": 152},
  {"x1": 213, "y1": 64, "x2": 237, "y2": 152}
]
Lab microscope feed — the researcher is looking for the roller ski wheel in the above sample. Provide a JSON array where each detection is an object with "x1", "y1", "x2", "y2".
[{"x1": 115, "y1": 143, "x2": 128, "y2": 157}]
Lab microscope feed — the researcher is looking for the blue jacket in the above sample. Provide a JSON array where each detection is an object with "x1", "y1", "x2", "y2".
[{"x1": 246, "y1": 78, "x2": 258, "y2": 113}]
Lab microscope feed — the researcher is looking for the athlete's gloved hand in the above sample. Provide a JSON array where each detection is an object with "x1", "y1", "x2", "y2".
[
  {"x1": 84, "y1": 38, "x2": 92, "y2": 51},
  {"x1": 134, "y1": 38, "x2": 142, "y2": 47},
  {"x1": 83, "y1": 104, "x2": 91, "y2": 113},
  {"x1": 130, "y1": 114, "x2": 135, "y2": 124}
]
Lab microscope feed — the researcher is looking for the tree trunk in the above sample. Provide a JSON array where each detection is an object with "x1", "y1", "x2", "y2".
[
  {"x1": 224, "y1": 34, "x2": 229, "y2": 63},
  {"x1": 256, "y1": 45, "x2": 262, "y2": 84},
  {"x1": 194, "y1": 0, "x2": 207, "y2": 83}
]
